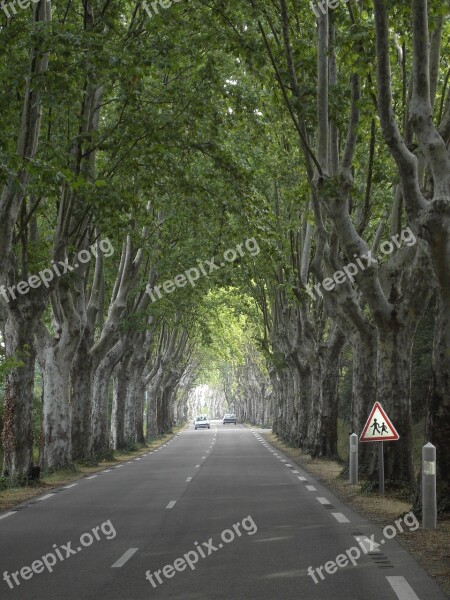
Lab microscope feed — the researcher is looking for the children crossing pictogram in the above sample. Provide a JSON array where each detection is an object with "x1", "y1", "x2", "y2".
[{"x1": 360, "y1": 402, "x2": 400, "y2": 442}]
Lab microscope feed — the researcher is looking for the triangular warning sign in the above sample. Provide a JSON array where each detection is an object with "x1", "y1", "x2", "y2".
[{"x1": 360, "y1": 402, "x2": 400, "y2": 442}]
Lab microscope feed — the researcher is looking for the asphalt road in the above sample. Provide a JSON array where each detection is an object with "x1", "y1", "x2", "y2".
[{"x1": 0, "y1": 422, "x2": 447, "y2": 599}]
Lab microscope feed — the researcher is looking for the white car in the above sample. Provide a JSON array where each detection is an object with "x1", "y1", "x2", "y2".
[{"x1": 194, "y1": 416, "x2": 210, "y2": 430}]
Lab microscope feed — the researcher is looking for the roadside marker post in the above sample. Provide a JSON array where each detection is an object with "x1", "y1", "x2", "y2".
[
  {"x1": 360, "y1": 402, "x2": 400, "y2": 495},
  {"x1": 349, "y1": 433, "x2": 358, "y2": 485},
  {"x1": 422, "y1": 442, "x2": 437, "y2": 529}
]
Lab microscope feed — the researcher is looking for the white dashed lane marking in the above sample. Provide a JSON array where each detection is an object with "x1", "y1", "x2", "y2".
[
  {"x1": 186, "y1": 477, "x2": 192, "y2": 483},
  {"x1": 386, "y1": 576, "x2": 420, "y2": 600},
  {"x1": 64, "y1": 483, "x2": 78, "y2": 489},
  {"x1": 111, "y1": 548, "x2": 139, "y2": 568},
  {"x1": 306, "y1": 485, "x2": 317, "y2": 492},
  {"x1": 298, "y1": 476, "x2": 307, "y2": 481},
  {"x1": 86, "y1": 475, "x2": 98, "y2": 479},
  {"x1": 331, "y1": 512, "x2": 350, "y2": 523},
  {"x1": 166, "y1": 501, "x2": 177, "y2": 509},
  {"x1": 316, "y1": 497, "x2": 330, "y2": 505},
  {"x1": 37, "y1": 493, "x2": 55, "y2": 501}
]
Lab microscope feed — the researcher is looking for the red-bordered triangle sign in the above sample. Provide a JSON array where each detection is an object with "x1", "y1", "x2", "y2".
[{"x1": 360, "y1": 402, "x2": 400, "y2": 442}]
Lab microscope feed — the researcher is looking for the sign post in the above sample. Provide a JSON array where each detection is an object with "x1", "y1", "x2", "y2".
[
  {"x1": 360, "y1": 402, "x2": 399, "y2": 495},
  {"x1": 378, "y1": 441, "x2": 384, "y2": 495}
]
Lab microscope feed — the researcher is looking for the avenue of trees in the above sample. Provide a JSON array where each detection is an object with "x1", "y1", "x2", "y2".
[{"x1": 0, "y1": 0, "x2": 449, "y2": 512}]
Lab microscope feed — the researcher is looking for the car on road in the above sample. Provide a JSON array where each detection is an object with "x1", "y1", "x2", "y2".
[
  {"x1": 223, "y1": 413, "x2": 237, "y2": 425},
  {"x1": 194, "y1": 415, "x2": 210, "y2": 430}
]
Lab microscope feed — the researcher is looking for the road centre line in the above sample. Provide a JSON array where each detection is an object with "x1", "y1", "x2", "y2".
[{"x1": 111, "y1": 548, "x2": 139, "y2": 568}]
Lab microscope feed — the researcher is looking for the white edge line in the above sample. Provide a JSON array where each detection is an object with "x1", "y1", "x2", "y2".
[
  {"x1": 0, "y1": 512, "x2": 15, "y2": 521},
  {"x1": 64, "y1": 483, "x2": 78, "y2": 489}
]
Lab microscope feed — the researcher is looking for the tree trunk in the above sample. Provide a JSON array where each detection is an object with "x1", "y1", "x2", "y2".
[
  {"x1": 91, "y1": 341, "x2": 123, "y2": 458},
  {"x1": 426, "y1": 292, "x2": 450, "y2": 511},
  {"x1": 38, "y1": 346, "x2": 72, "y2": 470},
  {"x1": 70, "y1": 338, "x2": 94, "y2": 460},
  {"x1": 312, "y1": 328, "x2": 346, "y2": 458},
  {"x1": 351, "y1": 330, "x2": 377, "y2": 472},
  {"x1": 146, "y1": 389, "x2": 158, "y2": 440},
  {"x1": 111, "y1": 357, "x2": 130, "y2": 451},
  {"x1": 375, "y1": 325, "x2": 414, "y2": 484},
  {"x1": 2, "y1": 314, "x2": 37, "y2": 477}
]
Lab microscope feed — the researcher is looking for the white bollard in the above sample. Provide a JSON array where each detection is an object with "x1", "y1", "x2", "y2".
[
  {"x1": 422, "y1": 442, "x2": 437, "y2": 529},
  {"x1": 349, "y1": 433, "x2": 358, "y2": 485}
]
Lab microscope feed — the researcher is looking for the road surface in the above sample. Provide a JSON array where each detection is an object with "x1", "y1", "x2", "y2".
[{"x1": 0, "y1": 422, "x2": 447, "y2": 599}]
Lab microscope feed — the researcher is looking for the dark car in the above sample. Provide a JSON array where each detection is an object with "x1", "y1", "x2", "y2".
[{"x1": 223, "y1": 413, "x2": 237, "y2": 425}]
